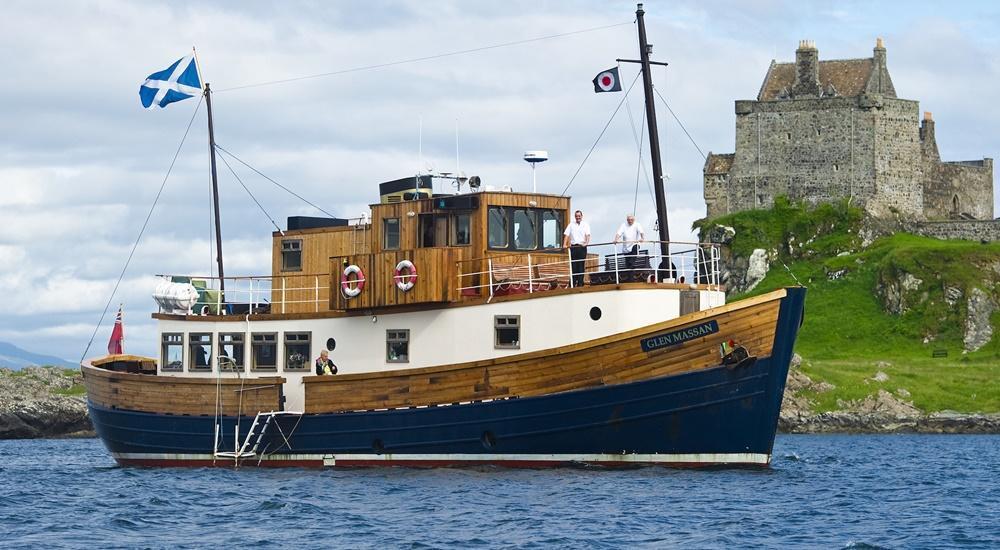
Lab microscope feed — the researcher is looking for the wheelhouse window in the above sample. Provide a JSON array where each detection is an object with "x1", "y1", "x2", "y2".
[
  {"x1": 281, "y1": 239, "x2": 302, "y2": 271},
  {"x1": 219, "y1": 333, "x2": 245, "y2": 371},
  {"x1": 161, "y1": 333, "x2": 183, "y2": 372},
  {"x1": 494, "y1": 315, "x2": 521, "y2": 349},
  {"x1": 188, "y1": 333, "x2": 212, "y2": 372},
  {"x1": 488, "y1": 207, "x2": 508, "y2": 248},
  {"x1": 251, "y1": 333, "x2": 278, "y2": 371},
  {"x1": 450, "y1": 213, "x2": 471, "y2": 246},
  {"x1": 383, "y1": 218, "x2": 400, "y2": 250},
  {"x1": 513, "y1": 209, "x2": 537, "y2": 250},
  {"x1": 541, "y1": 210, "x2": 563, "y2": 249},
  {"x1": 284, "y1": 332, "x2": 311, "y2": 371},
  {"x1": 386, "y1": 329, "x2": 409, "y2": 363},
  {"x1": 419, "y1": 214, "x2": 449, "y2": 247}
]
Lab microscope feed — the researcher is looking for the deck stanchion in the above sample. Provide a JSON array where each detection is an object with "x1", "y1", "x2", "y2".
[
  {"x1": 314, "y1": 276, "x2": 319, "y2": 312},
  {"x1": 567, "y1": 248, "x2": 574, "y2": 288},
  {"x1": 281, "y1": 278, "x2": 286, "y2": 314},
  {"x1": 528, "y1": 255, "x2": 534, "y2": 293},
  {"x1": 487, "y1": 259, "x2": 495, "y2": 300}
]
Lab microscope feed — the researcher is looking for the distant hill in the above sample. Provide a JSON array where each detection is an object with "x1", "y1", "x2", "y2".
[{"x1": 0, "y1": 341, "x2": 77, "y2": 370}]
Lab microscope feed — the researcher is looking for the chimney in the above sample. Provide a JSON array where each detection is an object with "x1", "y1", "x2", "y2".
[
  {"x1": 873, "y1": 37, "x2": 887, "y2": 72},
  {"x1": 792, "y1": 40, "x2": 821, "y2": 97},
  {"x1": 920, "y1": 111, "x2": 939, "y2": 160}
]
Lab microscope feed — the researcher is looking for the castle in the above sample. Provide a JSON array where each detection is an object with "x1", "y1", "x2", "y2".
[{"x1": 703, "y1": 39, "x2": 994, "y2": 222}]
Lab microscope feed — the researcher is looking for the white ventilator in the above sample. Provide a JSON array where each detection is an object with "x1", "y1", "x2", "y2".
[{"x1": 152, "y1": 280, "x2": 200, "y2": 314}]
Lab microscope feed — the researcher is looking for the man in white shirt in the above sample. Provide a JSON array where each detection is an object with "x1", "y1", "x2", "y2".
[
  {"x1": 562, "y1": 210, "x2": 591, "y2": 287},
  {"x1": 614, "y1": 214, "x2": 645, "y2": 255}
]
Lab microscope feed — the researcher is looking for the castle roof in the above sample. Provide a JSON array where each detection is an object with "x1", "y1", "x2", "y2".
[
  {"x1": 704, "y1": 153, "x2": 735, "y2": 175},
  {"x1": 758, "y1": 58, "x2": 873, "y2": 101}
]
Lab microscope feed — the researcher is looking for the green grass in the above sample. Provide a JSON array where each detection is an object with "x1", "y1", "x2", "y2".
[
  {"x1": 699, "y1": 198, "x2": 1000, "y2": 414},
  {"x1": 53, "y1": 384, "x2": 86, "y2": 397}
]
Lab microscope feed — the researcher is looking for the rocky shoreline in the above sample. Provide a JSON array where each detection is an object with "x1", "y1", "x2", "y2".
[{"x1": 0, "y1": 364, "x2": 996, "y2": 440}]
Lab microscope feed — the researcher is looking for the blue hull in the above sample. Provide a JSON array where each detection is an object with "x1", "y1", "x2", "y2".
[{"x1": 89, "y1": 288, "x2": 805, "y2": 468}]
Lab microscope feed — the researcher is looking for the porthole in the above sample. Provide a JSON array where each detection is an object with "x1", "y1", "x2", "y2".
[
  {"x1": 481, "y1": 431, "x2": 497, "y2": 450},
  {"x1": 589, "y1": 306, "x2": 602, "y2": 321},
  {"x1": 326, "y1": 338, "x2": 336, "y2": 351}
]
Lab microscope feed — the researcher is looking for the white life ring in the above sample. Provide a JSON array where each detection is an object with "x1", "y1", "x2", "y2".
[
  {"x1": 341, "y1": 264, "x2": 365, "y2": 298},
  {"x1": 394, "y1": 259, "x2": 418, "y2": 292}
]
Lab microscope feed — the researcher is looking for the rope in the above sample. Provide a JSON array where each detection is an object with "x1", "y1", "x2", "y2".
[
  {"x1": 622, "y1": 91, "x2": 654, "y2": 215},
  {"x1": 216, "y1": 21, "x2": 633, "y2": 93},
  {"x1": 79, "y1": 97, "x2": 204, "y2": 364},
  {"x1": 559, "y1": 71, "x2": 642, "y2": 196},
  {"x1": 652, "y1": 85, "x2": 706, "y2": 160},
  {"x1": 215, "y1": 146, "x2": 285, "y2": 234},
  {"x1": 215, "y1": 144, "x2": 337, "y2": 219}
]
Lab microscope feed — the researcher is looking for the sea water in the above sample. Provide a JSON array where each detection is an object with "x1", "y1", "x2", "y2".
[{"x1": 0, "y1": 435, "x2": 996, "y2": 548}]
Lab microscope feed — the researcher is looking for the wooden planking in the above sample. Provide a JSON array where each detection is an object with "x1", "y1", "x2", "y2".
[
  {"x1": 272, "y1": 224, "x2": 370, "y2": 313},
  {"x1": 82, "y1": 364, "x2": 285, "y2": 416},
  {"x1": 302, "y1": 290, "x2": 785, "y2": 412},
  {"x1": 331, "y1": 248, "x2": 467, "y2": 310}
]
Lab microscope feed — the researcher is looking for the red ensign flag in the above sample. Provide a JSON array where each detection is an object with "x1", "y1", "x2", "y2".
[{"x1": 108, "y1": 306, "x2": 125, "y2": 355}]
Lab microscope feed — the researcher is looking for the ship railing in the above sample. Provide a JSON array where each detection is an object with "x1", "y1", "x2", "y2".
[
  {"x1": 154, "y1": 273, "x2": 331, "y2": 315},
  {"x1": 455, "y1": 240, "x2": 721, "y2": 299}
]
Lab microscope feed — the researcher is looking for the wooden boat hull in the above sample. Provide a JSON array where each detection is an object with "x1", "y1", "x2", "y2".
[{"x1": 84, "y1": 288, "x2": 805, "y2": 468}]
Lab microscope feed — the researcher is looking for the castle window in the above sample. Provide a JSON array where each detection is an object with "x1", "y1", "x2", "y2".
[
  {"x1": 834, "y1": 164, "x2": 839, "y2": 172},
  {"x1": 786, "y1": 132, "x2": 791, "y2": 140},
  {"x1": 952, "y1": 195, "x2": 960, "y2": 214},
  {"x1": 816, "y1": 128, "x2": 821, "y2": 136}
]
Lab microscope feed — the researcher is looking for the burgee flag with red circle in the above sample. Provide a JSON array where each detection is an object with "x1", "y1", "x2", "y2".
[{"x1": 592, "y1": 67, "x2": 622, "y2": 93}]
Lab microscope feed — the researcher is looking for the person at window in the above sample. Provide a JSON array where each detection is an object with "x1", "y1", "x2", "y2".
[
  {"x1": 315, "y1": 349, "x2": 338, "y2": 375},
  {"x1": 562, "y1": 210, "x2": 591, "y2": 287},
  {"x1": 614, "y1": 214, "x2": 645, "y2": 256}
]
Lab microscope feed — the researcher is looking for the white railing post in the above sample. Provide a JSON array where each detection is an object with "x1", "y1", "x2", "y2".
[
  {"x1": 527, "y1": 254, "x2": 534, "y2": 293},
  {"x1": 614, "y1": 246, "x2": 620, "y2": 285},
  {"x1": 567, "y1": 248, "x2": 574, "y2": 288},
  {"x1": 487, "y1": 259, "x2": 494, "y2": 299},
  {"x1": 281, "y1": 277, "x2": 286, "y2": 314}
]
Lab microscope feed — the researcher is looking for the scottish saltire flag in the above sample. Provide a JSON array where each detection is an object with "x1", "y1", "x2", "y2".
[
  {"x1": 139, "y1": 54, "x2": 202, "y2": 109},
  {"x1": 593, "y1": 67, "x2": 622, "y2": 93}
]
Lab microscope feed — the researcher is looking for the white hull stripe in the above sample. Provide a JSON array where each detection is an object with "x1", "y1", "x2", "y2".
[{"x1": 113, "y1": 452, "x2": 770, "y2": 466}]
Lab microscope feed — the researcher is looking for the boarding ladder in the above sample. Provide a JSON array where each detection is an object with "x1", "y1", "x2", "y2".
[
  {"x1": 351, "y1": 215, "x2": 369, "y2": 255},
  {"x1": 214, "y1": 411, "x2": 303, "y2": 466}
]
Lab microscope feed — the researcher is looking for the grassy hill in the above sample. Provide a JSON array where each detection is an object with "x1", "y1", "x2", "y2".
[{"x1": 697, "y1": 198, "x2": 1000, "y2": 414}]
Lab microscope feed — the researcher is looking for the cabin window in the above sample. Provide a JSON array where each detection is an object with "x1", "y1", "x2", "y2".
[
  {"x1": 386, "y1": 329, "x2": 409, "y2": 363},
  {"x1": 188, "y1": 333, "x2": 212, "y2": 372},
  {"x1": 488, "y1": 207, "x2": 508, "y2": 248},
  {"x1": 219, "y1": 333, "x2": 245, "y2": 371},
  {"x1": 451, "y1": 213, "x2": 471, "y2": 246},
  {"x1": 541, "y1": 210, "x2": 563, "y2": 249},
  {"x1": 383, "y1": 218, "x2": 400, "y2": 250},
  {"x1": 419, "y1": 214, "x2": 449, "y2": 247},
  {"x1": 251, "y1": 333, "x2": 278, "y2": 371},
  {"x1": 284, "y1": 332, "x2": 311, "y2": 371},
  {"x1": 161, "y1": 333, "x2": 183, "y2": 372},
  {"x1": 281, "y1": 239, "x2": 302, "y2": 271},
  {"x1": 513, "y1": 209, "x2": 537, "y2": 250},
  {"x1": 494, "y1": 315, "x2": 520, "y2": 349}
]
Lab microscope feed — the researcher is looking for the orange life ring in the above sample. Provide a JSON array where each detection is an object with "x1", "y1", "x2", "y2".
[
  {"x1": 341, "y1": 264, "x2": 365, "y2": 298},
  {"x1": 394, "y1": 260, "x2": 417, "y2": 292}
]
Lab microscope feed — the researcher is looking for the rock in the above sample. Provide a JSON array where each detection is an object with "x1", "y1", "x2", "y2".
[
  {"x1": 0, "y1": 367, "x2": 92, "y2": 439},
  {"x1": 872, "y1": 371, "x2": 889, "y2": 383},
  {"x1": 875, "y1": 361, "x2": 892, "y2": 370},
  {"x1": 964, "y1": 287, "x2": 995, "y2": 352},
  {"x1": 944, "y1": 286, "x2": 963, "y2": 306},
  {"x1": 827, "y1": 268, "x2": 848, "y2": 280},
  {"x1": 744, "y1": 249, "x2": 770, "y2": 293},
  {"x1": 703, "y1": 225, "x2": 736, "y2": 246},
  {"x1": 896, "y1": 388, "x2": 911, "y2": 398},
  {"x1": 876, "y1": 271, "x2": 923, "y2": 315}
]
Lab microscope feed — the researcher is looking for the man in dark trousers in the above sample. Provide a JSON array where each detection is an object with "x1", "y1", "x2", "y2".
[{"x1": 562, "y1": 209, "x2": 591, "y2": 287}]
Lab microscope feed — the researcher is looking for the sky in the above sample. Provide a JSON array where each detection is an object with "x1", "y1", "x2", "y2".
[{"x1": 1, "y1": 0, "x2": 998, "y2": 361}]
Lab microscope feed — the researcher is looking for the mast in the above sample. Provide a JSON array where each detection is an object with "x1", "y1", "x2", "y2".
[
  {"x1": 635, "y1": 3, "x2": 671, "y2": 254},
  {"x1": 204, "y1": 83, "x2": 225, "y2": 293}
]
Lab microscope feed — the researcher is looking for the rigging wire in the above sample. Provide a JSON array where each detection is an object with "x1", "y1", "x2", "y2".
[
  {"x1": 215, "y1": 147, "x2": 285, "y2": 235},
  {"x1": 652, "y1": 85, "x2": 706, "y2": 161},
  {"x1": 622, "y1": 90, "x2": 655, "y2": 215},
  {"x1": 559, "y1": 71, "x2": 642, "y2": 197},
  {"x1": 214, "y1": 144, "x2": 337, "y2": 219},
  {"x1": 80, "y1": 97, "x2": 205, "y2": 363},
  {"x1": 216, "y1": 21, "x2": 633, "y2": 93}
]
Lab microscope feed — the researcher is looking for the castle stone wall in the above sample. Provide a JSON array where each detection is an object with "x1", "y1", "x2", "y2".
[
  {"x1": 907, "y1": 220, "x2": 1000, "y2": 242},
  {"x1": 922, "y1": 159, "x2": 994, "y2": 220}
]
